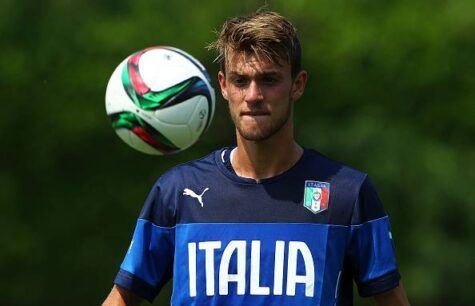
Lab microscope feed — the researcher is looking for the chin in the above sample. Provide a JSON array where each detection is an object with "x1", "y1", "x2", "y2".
[
  {"x1": 241, "y1": 133, "x2": 271, "y2": 141},
  {"x1": 237, "y1": 126, "x2": 274, "y2": 141}
]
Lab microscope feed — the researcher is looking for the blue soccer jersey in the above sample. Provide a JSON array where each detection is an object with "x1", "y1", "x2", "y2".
[{"x1": 114, "y1": 147, "x2": 400, "y2": 305}]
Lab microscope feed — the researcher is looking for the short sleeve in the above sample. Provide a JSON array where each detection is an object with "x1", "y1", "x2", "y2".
[
  {"x1": 347, "y1": 176, "x2": 401, "y2": 297},
  {"x1": 114, "y1": 181, "x2": 175, "y2": 302}
]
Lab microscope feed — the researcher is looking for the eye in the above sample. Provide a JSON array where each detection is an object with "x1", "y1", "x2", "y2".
[
  {"x1": 262, "y1": 76, "x2": 278, "y2": 85},
  {"x1": 232, "y1": 77, "x2": 248, "y2": 88}
]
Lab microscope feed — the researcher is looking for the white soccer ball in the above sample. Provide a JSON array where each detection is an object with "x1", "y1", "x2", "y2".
[{"x1": 105, "y1": 46, "x2": 215, "y2": 155}]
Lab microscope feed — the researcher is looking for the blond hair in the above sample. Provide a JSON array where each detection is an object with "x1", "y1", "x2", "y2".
[{"x1": 208, "y1": 10, "x2": 302, "y2": 76}]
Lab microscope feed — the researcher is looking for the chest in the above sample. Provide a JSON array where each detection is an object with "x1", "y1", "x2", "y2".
[{"x1": 175, "y1": 177, "x2": 342, "y2": 224}]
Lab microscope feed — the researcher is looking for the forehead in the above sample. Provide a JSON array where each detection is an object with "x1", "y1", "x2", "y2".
[{"x1": 225, "y1": 52, "x2": 290, "y2": 76}]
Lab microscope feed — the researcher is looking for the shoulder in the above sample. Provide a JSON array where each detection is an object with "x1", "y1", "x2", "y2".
[
  {"x1": 303, "y1": 148, "x2": 368, "y2": 188},
  {"x1": 303, "y1": 148, "x2": 381, "y2": 224},
  {"x1": 156, "y1": 148, "x2": 220, "y2": 187},
  {"x1": 138, "y1": 148, "x2": 223, "y2": 226},
  {"x1": 157, "y1": 149, "x2": 222, "y2": 179}
]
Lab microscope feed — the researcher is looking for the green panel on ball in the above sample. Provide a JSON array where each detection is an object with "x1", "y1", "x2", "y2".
[
  {"x1": 110, "y1": 112, "x2": 180, "y2": 153},
  {"x1": 121, "y1": 52, "x2": 193, "y2": 111},
  {"x1": 140, "y1": 80, "x2": 192, "y2": 110}
]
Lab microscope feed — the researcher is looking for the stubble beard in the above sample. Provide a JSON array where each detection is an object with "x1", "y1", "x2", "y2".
[{"x1": 229, "y1": 99, "x2": 293, "y2": 142}]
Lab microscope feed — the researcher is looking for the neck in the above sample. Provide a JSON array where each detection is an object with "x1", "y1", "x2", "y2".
[{"x1": 231, "y1": 120, "x2": 303, "y2": 181}]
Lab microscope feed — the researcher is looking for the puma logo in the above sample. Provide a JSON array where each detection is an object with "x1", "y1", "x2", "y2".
[{"x1": 183, "y1": 187, "x2": 209, "y2": 207}]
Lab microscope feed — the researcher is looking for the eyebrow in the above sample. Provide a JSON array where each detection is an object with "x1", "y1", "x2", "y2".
[{"x1": 227, "y1": 70, "x2": 282, "y2": 78}]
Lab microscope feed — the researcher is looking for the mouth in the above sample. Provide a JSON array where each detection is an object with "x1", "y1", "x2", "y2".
[{"x1": 240, "y1": 111, "x2": 270, "y2": 117}]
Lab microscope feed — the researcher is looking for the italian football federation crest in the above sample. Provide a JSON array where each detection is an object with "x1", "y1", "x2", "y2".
[{"x1": 303, "y1": 181, "x2": 330, "y2": 214}]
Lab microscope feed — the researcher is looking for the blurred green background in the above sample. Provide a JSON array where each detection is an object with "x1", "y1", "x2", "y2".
[{"x1": 1, "y1": 0, "x2": 474, "y2": 305}]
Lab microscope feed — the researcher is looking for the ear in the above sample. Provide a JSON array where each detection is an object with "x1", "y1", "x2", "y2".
[
  {"x1": 290, "y1": 70, "x2": 307, "y2": 102},
  {"x1": 217, "y1": 70, "x2": 228, "y2": 101}
]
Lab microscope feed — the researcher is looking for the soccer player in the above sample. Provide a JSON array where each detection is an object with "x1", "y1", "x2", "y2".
[{"x1": 103, "y1": 10, "x2": 410, "y2": 306}]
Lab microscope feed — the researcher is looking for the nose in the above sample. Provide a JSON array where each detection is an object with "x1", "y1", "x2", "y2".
[{"x1": 244, "y1": 80, "x2": 264, "y2": 103}]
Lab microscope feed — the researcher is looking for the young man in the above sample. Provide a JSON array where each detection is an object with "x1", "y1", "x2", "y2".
[{"x1": 104, "y1": 11, "x2": 410, "y2": 306}]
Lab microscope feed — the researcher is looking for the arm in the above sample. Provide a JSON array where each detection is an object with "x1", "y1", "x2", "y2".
[
  {"x1": 373, "y1": 283, "x2": 410, "y2": 306},
  {"x1": 103, "y1": 285, "x2": 144, "y2": 306}
]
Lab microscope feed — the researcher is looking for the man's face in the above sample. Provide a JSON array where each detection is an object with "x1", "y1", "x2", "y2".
[{"x1": 218, "y1": 53, "x2": 306, "y2": 141}]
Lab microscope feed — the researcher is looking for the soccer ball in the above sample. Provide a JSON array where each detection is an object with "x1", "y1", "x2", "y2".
[{"x1": 105, "y1": 46, "x2": 215, "y2": 155}]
